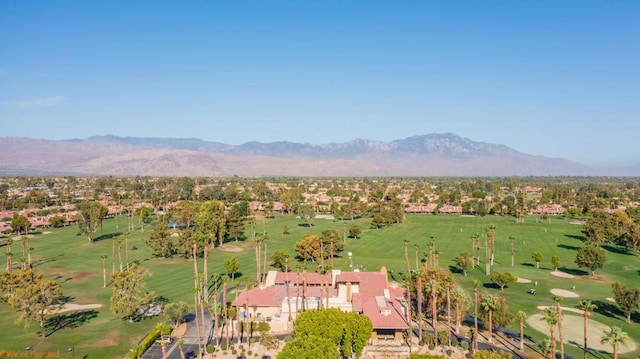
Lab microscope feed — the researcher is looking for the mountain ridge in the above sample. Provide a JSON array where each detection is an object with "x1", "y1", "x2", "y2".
[{"x1": 0, "y1": 134, "x2": 633, "y2": 176}]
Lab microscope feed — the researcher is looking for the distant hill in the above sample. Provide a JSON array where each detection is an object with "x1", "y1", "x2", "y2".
[{"x1": 0, "y1": 133, "x2": 626, "y2": 176}]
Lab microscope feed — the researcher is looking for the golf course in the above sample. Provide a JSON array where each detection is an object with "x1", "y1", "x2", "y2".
[{"x1": 1, "y1": 212, "x2": 638, "y2": 358}]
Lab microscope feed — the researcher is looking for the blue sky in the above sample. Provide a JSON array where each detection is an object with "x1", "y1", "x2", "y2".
[{"x1": 1, "y1": 1, "x2": 639, "y2": 168}]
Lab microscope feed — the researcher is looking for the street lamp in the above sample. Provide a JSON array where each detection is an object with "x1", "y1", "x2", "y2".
[
  {"x1": 348, "y1": 251, "x2": 353, "y2": 269},
  {"x1": 67, "y1": 347, "x2": 74, "y2": 359}
]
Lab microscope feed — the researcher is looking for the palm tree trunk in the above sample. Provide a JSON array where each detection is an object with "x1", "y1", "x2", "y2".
[
  {"x1": 519, "y1": 317, "x2": 524, "y2": 351},
  {"x1": 488, "y1": 310, "x2": 493, "y2": 344},
  {"x1": 446, "y1": 284, "x2": 451, "y2": 347},
  {"x1": 203, "y1": 249, "x2": 209, "y2": 302},
  {"x1": 473, "y1": 289, "x2": 478, "y2": 351},
  {"x1": 557, "y1": 305, "x2": 564, "y2": 359},
  {"x1": 583, "y1": 313, "x2": 588, "y2": 359},
  {"x1": 417, "y1": 276, "x2": 423, "y2": 341},
  {"x1": 431, "y1": 280, "x2": 437, "y2": 337},
  {"x1": 550, "y1": 326, "x2": 556, "y2": 359}
]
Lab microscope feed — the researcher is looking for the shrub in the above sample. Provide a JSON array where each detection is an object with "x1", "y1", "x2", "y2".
[
  {"x1": 452, "y1": 339, "x2": 459, "y2": 347},
  {"x1": 429, "y1": 344, "x2": 435, "y2": 351},
  {"x1": 436, "y1": 331, "x2": 448, "y2": 345},
  {"x1": 206, "y1": 345, "x2": 215, "y2": 353},
  {"x1": 220, "y1": 342, "x2": 227, "y2": 351},
  {"x1": 460, "y1": 340, "x2": 469, "y2": 351}
]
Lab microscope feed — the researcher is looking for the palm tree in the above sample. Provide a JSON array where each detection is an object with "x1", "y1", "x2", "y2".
[
  {"x1": 445, "y1": 277, "x2": 452, "y2": 347},
  {"x1": 177, "y1": 338, "x2": 186, "y2": 359},
  {"x1": 285, "y1": 258, "x2": 292, "y2": 322},
  {"x1": 540, "y1": 306, "x2": 558, "y2": 359},
  {"x1": 416, "y1": 274, "x2": 423, "y2": 341},
  {"x1": 577, "y1": 299, "x2": 597, "y2": 359},
  {"x1": 488, "y1": 224, "x2": 496, "y2": 266},
  {"x1": 451, "y1": 286, "x2": 469, "y2": 335},
  {"x1": 472, "y1": 233, "x2": 480, "y2": 266},
  {"x1": 509, "y1": 236, "x2": 516, "y2": 267},
  {"x1": 472, "y1": 280, "x2": 480, "y2": 351},
  {"x1": 5, "y1": 238, "x2": 13, "y2": 273},
  {"x1": 404, "y1": 239, "x2": 410, "y2": 273},
  {"x1": 554, "y1": 296, "x2": 565, "y2": 359},
  {"x1": 600, "y1": 326, "x2": 628, "y2": 359},
  {"x1": 517, "y1": 310, "x2": 527, "y2": 351},
  {"x1": 480, "y1": 293, "x2": 498, "y2": 344},
  {"x1": 101, "y1": 254, "x2": 108, "y2": 288},
  {"x1": 428, "y1": 273, "x2": 438, "y2": 336},
  {"x1": 414, "y1": 243, "x2": 420, "y2": 271}
]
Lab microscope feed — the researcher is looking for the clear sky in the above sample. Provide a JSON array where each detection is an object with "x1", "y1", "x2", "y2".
[{"x1": 1, "y1": 1, "x2": 639, "y2": 167}]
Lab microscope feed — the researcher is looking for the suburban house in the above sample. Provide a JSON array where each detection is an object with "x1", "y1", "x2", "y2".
[{"x1": 232, "y1": 267, "x2": 409, "y2": 343}]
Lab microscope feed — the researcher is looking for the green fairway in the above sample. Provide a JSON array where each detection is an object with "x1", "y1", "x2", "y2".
[{"x1": 1, "y1": 213, "x2": 638, "y2": 358}]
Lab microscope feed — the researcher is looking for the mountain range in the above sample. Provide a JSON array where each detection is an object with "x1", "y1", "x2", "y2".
[{"x1": 0, "y1": 133, "x2": 637, "y2": 177}]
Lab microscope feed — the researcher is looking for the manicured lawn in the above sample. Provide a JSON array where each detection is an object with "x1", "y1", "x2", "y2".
[{"x1": 1, "y1": 213, "x2": 638, "y2": 358}]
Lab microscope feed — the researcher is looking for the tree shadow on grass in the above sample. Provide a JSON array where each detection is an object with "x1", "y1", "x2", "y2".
[
  {"x1": 557, "y1": 244, "x2": 581, "y2": 251},
  {"x1": 592, "y1": 300, "x2": 621, "y2": 319},
  {"x1": 602, "y1": 244, "x2": 634, "y2": 255},
  {"x1": 557, "y1": 267, "x2": 589, "y2": 276},
  {"x1": 46, "y1": 310, "x2": 99, "y2": 337},
  {"x1": 564, "y1": 234, "x2": 585, "y2": 240},
  {"x1": 93, "y1": 231, "x2": 124, "y2": 242}
]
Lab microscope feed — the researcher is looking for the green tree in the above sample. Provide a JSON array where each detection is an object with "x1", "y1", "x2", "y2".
[
  {"x1": 471, "y1": 350, "x2": 513, "y2": 359},
  {"x1": 270, "y1": 250, "x2": 291, "y2": 272},
  {"x1": 490, "y1": 272, "x2": 517, "y2": 291},
  {"x1": 575, "y1": 245, "x2": 606, "y2": 276},
  {"x1": 611, "y1": 282, "x2": 640, "y2": 323},
  {"x1": 135, "y1": 206, "x2": 153, "y2": 232},
  {"x1": 600, "y1": 326, "x2": 628, "y2": 359},
  {"x1": 277, "y1": 336, "x2": 339, "y2": 359},
  {"x1": 224, "y1": 257, "x2": 240, "y2": 282},
  {"x1": 531, "y1": 252, "x2": 543, "y2": 269},
  {"x1": 225, "y1": 205, "x2": 245, "y2": 241},
  {"x1": 297, "y1": 204, "x2": 315, "y2": 227},
  {"x1": 409, "y1": 355, "x2": 446, "y2": 359},
  {"x1": 48, "y1": 215, "x2": 65, "y2": 228},
  {"x1": 292, "y1": 308, "x2": 372, "y2": 359},
  {"x1": 577, "y1": 299, "x2": 597, "y2": 359},
  {"x1": 348, "y1": 225, "x2": 362, "y2": 239},
  {"x1": 145, "y1": 222, "x2": 175, "y2": 258},
  {"x1": 10, "y1": 214, "x2": 30, "y2": 235},
  {"x1": 294, "y1": 234, "x2": 322, "y2": 263},
  {"x1": 195, "y1": 200, "x2": 226, "y2": 247},
  {"x1": 163, "y1": 301, "x2": 190, "y2": 327},
  {"x1": 456, "y1": 251, "x2": 473, "y2": 276},
  {"x1": 551, "y1": 256, "x2": 560, "y2": 271},
  {"x1": 110, "y1": 263, "x2": 156, "y2": 322},
  {"x1": 76, "y1": 201, "x2": 108, "y2": 243},
  {"x1": 371, "y1": 214, "x2": 386, "y2": 228},
  {"x1": 5, "y1": 269, "x2": 63, "y2": 338}
]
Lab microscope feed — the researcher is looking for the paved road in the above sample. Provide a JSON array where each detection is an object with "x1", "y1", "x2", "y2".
[{"x1": 142, "y1": 310, "x2": 213, "y2": 359}]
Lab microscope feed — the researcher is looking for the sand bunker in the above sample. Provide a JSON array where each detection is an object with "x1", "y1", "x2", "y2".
[
  {"x1": 516, "y1": 277, "x2": 532, "y2": 283},
  {"x1": 49, "y1": 303, "x2": 103, "y2": 314},
  {"x1": 527, "y1": 313, "x2": 637, "y2": 354},
  {"x1": 606, "y1": 297, "x2": 616, "y2": 303},
  {"x1": 551, "y1": 288, "x2": 579, "y2": 298},
  {"x1": 537, "y1": 305, "x2": 584, "y2": 315},
  {"x1": 218, "y1": 245, "x2": 243, "y2": 252},
  {"x1": 551, "y1": 271, "x2": 575, "y2": 278}
]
